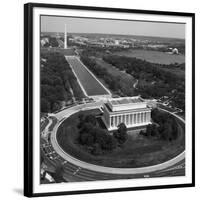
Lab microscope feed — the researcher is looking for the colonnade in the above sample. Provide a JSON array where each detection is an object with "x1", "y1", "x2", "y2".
[{"x1": 110, "y1": 111, "x2": 151, "y2": 128}]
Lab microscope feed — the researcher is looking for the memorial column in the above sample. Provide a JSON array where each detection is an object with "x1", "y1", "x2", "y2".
[
  {"x1": 137, "y1": 113, "x2": 140, "y2": 124},
  {"x1": 135, "y1": 113, "x2": 137, "y2": 124},
  {"x1": 117, "y1": 115, "x2": 119, "y2": 126},
  {"x1": 139, "y1": 113, "x2": 141, "y2": 124},
  {"x1": 130, "y1": 114, "x2": 133, "y2": 125},
  {"x1": 144, "y1": 112, "x2": 147, "y2": 122},
  {"x1": 147, "y1": 112, "x2": 150, "y2": 122},
  {"x1": 134, "y1": 113, "x2": 136, "y2": 124}
]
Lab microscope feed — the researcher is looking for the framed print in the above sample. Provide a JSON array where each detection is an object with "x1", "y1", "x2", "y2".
[{"x1": 24, "y1": 3, "x2": 195, "y2": 197}]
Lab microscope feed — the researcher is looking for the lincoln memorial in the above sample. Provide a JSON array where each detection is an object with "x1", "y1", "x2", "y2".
[{"x1": 102, "y1": 96, "x2": 151, "y2": 131}]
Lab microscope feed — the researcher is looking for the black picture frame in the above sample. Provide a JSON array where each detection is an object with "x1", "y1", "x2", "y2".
[{"x1": 24, "y1": 2, "x2": 195, "y2": 197}]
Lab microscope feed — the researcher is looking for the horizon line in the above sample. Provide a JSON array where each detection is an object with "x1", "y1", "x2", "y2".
[{"x1": 41, "y1": 31, "x2": 185, "y2": 40}]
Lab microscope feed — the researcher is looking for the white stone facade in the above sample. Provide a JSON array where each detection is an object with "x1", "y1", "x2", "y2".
[{"x1": 102, "y1": 96, "x2": 151, "y2": 131}]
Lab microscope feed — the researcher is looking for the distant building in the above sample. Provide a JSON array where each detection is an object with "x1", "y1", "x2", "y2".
[
  {"x1": 55, "y1": 32, "x2": 61, "y2": 39},
  {"x1": 114, "y1": 40, "x2": 120, "y2": 45},
  {"x1": 41, "y1": 37, "x2": 49, "y2": 46},
  {"x1": 168, "y1": 47, "x2": 179, "y2": 54},
  {"x1": 172, "y1": 48, "x2": 179, "y2": 54},
  {"x1": 147, "y1": 44, "x2": 167, "y2": 49},
  {"x1": 102, "y1": 96, "x2": 151, "y2": 131},
  {"x1": 64, "y1": 24, "x2": 68, "y2": 49}
]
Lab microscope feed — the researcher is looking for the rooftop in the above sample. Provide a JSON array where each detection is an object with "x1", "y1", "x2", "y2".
[
  {"x1": 106, "y1": 97, "x2": 147, "y2": 112},
  {"x1": 109, "y1": 97, "x2": 143, "y2": 106},
  {"x1": 104, "y1": 103, "x2": 150, "y2": 114}
]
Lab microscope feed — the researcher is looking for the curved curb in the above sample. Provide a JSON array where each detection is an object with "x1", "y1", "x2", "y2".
[{"x1": 50, "y1": 102, "x2": 185, "y2": 175}]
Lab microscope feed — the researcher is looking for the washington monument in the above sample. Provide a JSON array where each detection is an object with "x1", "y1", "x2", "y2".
[{"x1": 64, "y1": 24, "x2": 67, "y2": 49}]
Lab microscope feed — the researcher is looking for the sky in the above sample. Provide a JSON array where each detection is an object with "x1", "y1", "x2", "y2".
[{"x1": 41, "y1": 16, "x2": 185, "y2": 39}]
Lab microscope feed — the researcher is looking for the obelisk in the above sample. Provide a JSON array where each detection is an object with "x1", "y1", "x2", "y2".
[{"x1": 64, "y1": 24, "x2": 67, "y2": 49}]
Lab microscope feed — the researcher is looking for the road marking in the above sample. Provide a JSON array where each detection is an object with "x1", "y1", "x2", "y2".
[
  {"x1": 73, "y1": 167, "x2": 81, "y2": 175},
  {"x1": 160, "y1": 164, "x2": 185, "y2": 172},
  {"x1": 63, "y1": 161, "x2": 67, "y2": 165},
  {"x1": 53, "y1": 156, "x2": 59, "y2": 160}
]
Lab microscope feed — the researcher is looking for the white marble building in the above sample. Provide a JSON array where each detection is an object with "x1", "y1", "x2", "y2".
[{"x1": 102, "y1": 96, "x2": 151, "y2": 131}]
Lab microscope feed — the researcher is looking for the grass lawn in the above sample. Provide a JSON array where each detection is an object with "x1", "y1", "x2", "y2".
[
  {"x1": 95, "y1": 57, "x2": 133, "y2": 81},
  {"x1": 93, "y1": 57, "x2": 138, "y2": 96},
  {"x1": 94, "y1": 57, "x2": 136, "y2": 87},
  {"x1": 56, "y1": 109, "x2": 185, "y2": 168}
]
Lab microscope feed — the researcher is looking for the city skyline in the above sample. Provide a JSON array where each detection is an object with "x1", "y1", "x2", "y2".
[{"x1": 41, "y1": 16, "x2": 185, "y2": 39}]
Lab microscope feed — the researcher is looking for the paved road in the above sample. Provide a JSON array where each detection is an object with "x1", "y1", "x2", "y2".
[
  {"x1": 50, "y1": 102, "x2": 185, "y2": 174},
  {"x1": 40, "y1": 101, "x2": 185, "y2": 181},
  {"x1": 41, "y1": 137, "x2": 185, "y2": 182},
  {"x1": 41, "y1": 118, "x2": 52, "y2": 138}
]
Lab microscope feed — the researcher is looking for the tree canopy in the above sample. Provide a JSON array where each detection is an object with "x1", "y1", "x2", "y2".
[
  {"x1": 140, "y1": 109, "x2": 178, "y2": 141},
  {"x1": 103, "y1": 55, "x2": 185, "y2": 110},
  {"x1": 113, "y1": 123, "x2": 128, "y2": 144},
  {"x1": 77, "y1": 114, "x2": 117, "y2": 155},
  {"x1": 40, "y1": 52, "x2": 85, "y2": 113}
]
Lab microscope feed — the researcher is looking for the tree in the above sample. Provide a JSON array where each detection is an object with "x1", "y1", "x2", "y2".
[
  {"x1": 161, "y1": 122, "x2": 173, "y2": 141},
  {"x1": 40, "y1": 52, "x2": 85, "y2": 113},
  {"x1": 77, "y1": 114, "x2": 117, "y2": 152},
  {"x1": 79, "y1": 122, "x2": 94, "y2": 135},
  {"x1": 102, "y1": 54, "x2": 185, "y2": 111},
  {"x1": 144, "y1": 109, "x2": 179, "y2": 141},
  {"x1": 171, "y1": 119, "x2": 178, "y2": 140},
  {"x1": 92, "y1": 143, "x2": 102, "y2": 155},
  {"x1": 53, "y1": 164, "x2": 65, "y2": 183},
  {"x1": 77, "y1": 113, "x2": 85, "y2": 128},
  {"x1": 84, "y1": 114, "x2": 97, "y2": 126},
  {"x1": 118, "y1": 123, "x2": 127, "y2": 135},
  {"x1": 105, "y1": 134, "x2": 117, "y2": 150},
  {"x1": 79, "y1": 132, "x2": 95, "y2": 146},
  {"x1": 41, "y1": 98, "x2": 50, "y2": 113},
  {"x1": 52, "y1": 102, "x2": 61, "y2": 112},
  {"x1": 114, "y1": 123, "x2": 128, "y2": 144},
  {"x1": 139, "y1": 130, "x2": 145, "y2": 136},
  {"x1": 146, "y1": 124, "x2": 153, "y2": 137},
  {"x1": 94, "y1": 128, "x2": 117, "y2": 150},
  {"x1": 40, "y1": 155, "x2": 44, "y2": 165}
]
